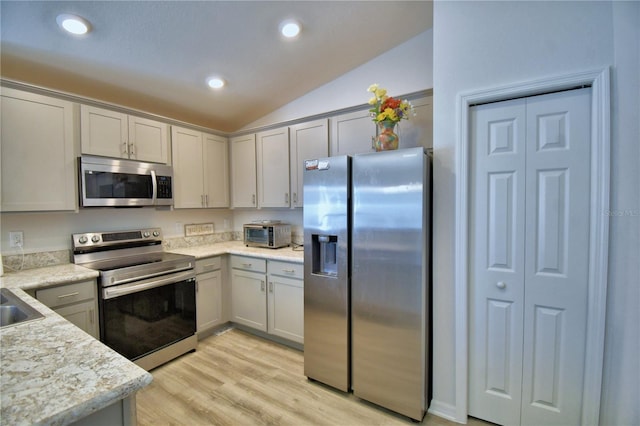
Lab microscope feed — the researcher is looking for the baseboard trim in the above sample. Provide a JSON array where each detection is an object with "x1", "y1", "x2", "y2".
[{"x1": 428, "y1": 399, "x2": 464, "y2": 423}]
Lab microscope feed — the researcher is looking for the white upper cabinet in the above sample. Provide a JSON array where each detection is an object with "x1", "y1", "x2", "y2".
[
  {"x1": 230, "y1": 134, "x2": 257, "y2": 208},
  {"x1": 171, "y1": 126, "x2": 228, "y2": 209},
  {"x1": 289, "y1": 119, "x2": 329, "y2": 208},
  {"x1": 81, "y1": 105, "x2": 168, "y2": 164},
  {"x1": 395, "y1": 95, "x2": 433, "y2": 149},
  {"x1": 1, "y1": 88, "x2": 78, "y2": 211},
  {"x1": 203, "y1": 133, "x2": 230, "y2": 208},
  {"x1": 330, "y1": 109, "x2": 375, "y2": 156},
  {"x1": 256, "y1": 127, "x2": 290, "y2": 208}
]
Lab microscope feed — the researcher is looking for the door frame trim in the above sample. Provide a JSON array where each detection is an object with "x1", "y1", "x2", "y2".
[{"x1": 454, "y1": 68, "x2": 610, "y2": 424}]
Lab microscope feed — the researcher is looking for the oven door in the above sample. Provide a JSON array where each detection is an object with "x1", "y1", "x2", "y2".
[
  {"x1": 244, "y1": 225, "x2": 270, "y2": 246},
  {"x1": 99, "y1": 270, "x2": 196, "y2": 361}
]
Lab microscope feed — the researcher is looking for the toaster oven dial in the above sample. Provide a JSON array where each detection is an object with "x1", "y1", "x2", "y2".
[
  {"x1": 78, "y1": 236, "x2": 88, "y2": 244},
  {"x1": 91, "y1": 235, "x2": 100, "y2": 243}
]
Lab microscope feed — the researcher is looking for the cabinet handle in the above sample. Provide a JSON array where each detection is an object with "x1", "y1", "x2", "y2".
[
  {"x1": 252, "y1": 194, "x2": 256, "y2": 205},
  {"x1": 261, "y1": 280, "x2": 265, "y2": 291},
  {"x1": 57, "y1": 292, "x2": 79, "y2": 299},
  {"x1": 496, "y1": 281, "x2": 506, "y2": 289},
  {"x1": 269, "y1": 282, "x2": 273, "y2": 293},
  {"x1": 285, "y1": 193, "x2": 289, "y2": 204},
  {"x1": 201, "y1": 194, "x2": 205, "y2": 207},
  {"x1": 129, "y1": 142, "x2": 135, "y2": 156},
  {"x1": 122, "y1": 142, "x2": 128, "y2": 156},
  {"x1": 205, "y1": 194, "x2": 209, "y2": 206},
  {"x1": 293, "y1": 193, "x2": 298, "y2": 204},
  {"x1": 89, "y1": 308, "x2": 94, "y2": 324},
  {"x1": 282, "y1": 268, "x2": 296, "y2": 274},
  {"x1": 242, "y1": 263, "x2": 252, "y2": 268}
]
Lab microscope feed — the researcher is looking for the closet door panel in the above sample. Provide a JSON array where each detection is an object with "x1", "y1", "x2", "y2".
[
  {"x1": 469, "y1": 99, "x2": 526, "y2": 426},
  {"x1": 521, "y1": 88, "x2": 591, "y2": 426}
]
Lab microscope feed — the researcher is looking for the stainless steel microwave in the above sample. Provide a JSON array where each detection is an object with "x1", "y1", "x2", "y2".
[
  {"x1": 244, "y1": 222, "x2": 291, "y2": 249},
  {"x1": 78, "y1": 156, "x2": 173, "y2": 207}
]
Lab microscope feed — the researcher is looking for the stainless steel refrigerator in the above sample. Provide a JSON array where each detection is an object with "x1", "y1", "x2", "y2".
[{"x1": 303, "y1": 147, "x2": 431, "y2": 421}]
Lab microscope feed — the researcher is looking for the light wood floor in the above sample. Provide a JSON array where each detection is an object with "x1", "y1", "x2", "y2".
[{"x1": 136, "y1": 327, "x2": 488, "y2": 426}]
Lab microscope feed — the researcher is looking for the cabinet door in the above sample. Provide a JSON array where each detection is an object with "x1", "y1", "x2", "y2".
[
  {"x1": 81, "y1": 105, "x2": 128, "y2": 158},
  {"x1": 54, "y1": 300, "x2": 99, "y2": 339},
  {"x1": 256, "y1": 127, "x2": 290, "y2": 208},
  {"x1": 289, "y1": 119, "x2": 329, "y2": 208},
  {"x1": 203, "y1": 133, "x2": 229, "y2": 208},
  {"x1": 395, "y1": 95, "x2": 433, "y2": 149},
  {"x1": 230, "y1": 134, "x2": 257, "y2": 208},
  {"x1": 330, "y1": 109, "x2": 375, "y2": 156},
  {"x1": 196, "y1": 270, "x2": 223, "y2": 332},
  {"x1": 231, "y1": 269, "x2": 267, "y2": 331},
  {"x1": 1, "y1": 88, "x2": 77, "y2": 211},
  {"x1": 268, "y1": 275, "x2": 304, "y2": 343},
  {"x1": 171, "y1": 126, "x2": 205, "y2": 208},
  {"x1": 128, "y1": 116, "x2": 168, "y2": 163}
]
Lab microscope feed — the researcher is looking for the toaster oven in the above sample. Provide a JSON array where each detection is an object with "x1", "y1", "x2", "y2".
[{"x1": 243, "y1": 222, "x2": 291, "y2": 249}]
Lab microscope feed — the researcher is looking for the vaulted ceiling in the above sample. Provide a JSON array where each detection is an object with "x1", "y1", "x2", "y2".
[{"x1": 1, "y1": 1, "x2": 433, "y2": 132}]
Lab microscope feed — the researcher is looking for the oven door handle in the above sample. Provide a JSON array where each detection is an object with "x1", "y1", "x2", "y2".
[{"x1": 102, "y1": 270, "x2": 195, "y2": 300}]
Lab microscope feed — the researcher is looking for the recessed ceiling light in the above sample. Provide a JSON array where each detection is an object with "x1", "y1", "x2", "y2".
[
  {"x1": 280, "y1": 19, "x2": 301, "y2": 39},
  {"x1": 56, "y1": 14, "x2": 91, "y2": 35},
  {"x1": 207, "y1": 77, "x2": 225, "y2": 89}
]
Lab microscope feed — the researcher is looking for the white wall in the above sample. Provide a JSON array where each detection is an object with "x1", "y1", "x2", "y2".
[
  {"x1": 600, "y1": 2, "x2": 640, "y2": 424},
  {"x1": 1, "y1": 209, "x2": 234, "y2": 253},
  {"x1": 242, "y1": 29, "x2": 433, "y2": 129},
  {"x1": 433, "y1": 1, "x2": 638, "y2": 424}
]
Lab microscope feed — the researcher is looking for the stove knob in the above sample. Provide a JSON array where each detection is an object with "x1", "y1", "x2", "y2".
[
  {"x1": 91, "y1": 235, "x2": 100, "y2": 243},
  {"x1": 143, "y1": 231, "x2": 150, "y2": 238},
  {"x1": 152, "y1": 231, "x2": 160, "y2": 237},
  {"x1": 78, "y1": 236, "x2": 88, "y2": 244}
]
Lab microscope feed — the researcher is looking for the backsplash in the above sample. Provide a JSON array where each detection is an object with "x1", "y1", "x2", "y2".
[
  {"x1": 2, "y1": 250, "x2": 71, "y2": 273},
  {"x1": 1, "y1": 230, "x2": 303, "y2": 273}
]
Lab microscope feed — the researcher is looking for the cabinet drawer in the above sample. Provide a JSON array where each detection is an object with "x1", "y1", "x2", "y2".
[
  {"x1": 196, "y1": 256, "x2": 222, "y2": 274},
  {"x1": 268, "y1": 260, "x2": 303, "y2": 280},
  {"x1": 36, "y1": 280, "x2": 96, "y2": 308},
  {"x1": 230, "y1": 256, "x2": 266, "y2": 273}
]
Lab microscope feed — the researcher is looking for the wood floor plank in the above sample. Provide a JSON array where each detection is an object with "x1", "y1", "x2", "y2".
[{"x1": 136, "y1": 328, "x2": 488, "y2": 426}]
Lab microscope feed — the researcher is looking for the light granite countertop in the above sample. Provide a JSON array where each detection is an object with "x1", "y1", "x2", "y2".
[
  {"x1": 166, "y1": 240, "x2": 304, "y2": 263},
  {"x1": 0, "y1": 241, "x2": 303, "y2": 425},
  {"x1": 0, "y1": 287, "x2": 152, "y2": 426}
]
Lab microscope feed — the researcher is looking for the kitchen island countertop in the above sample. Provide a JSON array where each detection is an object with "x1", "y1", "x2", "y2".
[{"x1": 0, "y1": 286, "x2": 152, "y2": 426}]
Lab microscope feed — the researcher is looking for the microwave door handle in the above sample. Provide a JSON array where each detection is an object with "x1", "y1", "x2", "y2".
[{"x1": 150, "y1": 170, "x2": 158, "y2": 205}]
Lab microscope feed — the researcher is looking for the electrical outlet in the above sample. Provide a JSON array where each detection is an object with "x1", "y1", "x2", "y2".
[{"x1": 9, "y1": 231, "x2": 23, "y2": 248}]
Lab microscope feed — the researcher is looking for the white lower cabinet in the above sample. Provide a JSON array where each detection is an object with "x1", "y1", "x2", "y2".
[
  {"x1": 267, "y1": 260, "x2": 304, "y2": 344},
  {"x1": 35, "y1": 280, "x2": 99, "y2": 339},
  {"x1": 230, "y1": 256, "x2": 268, "y2": 331},
  {"x1": 230, "y1": 256, "x2": 303, "y2": 344},
  {"x1": 195, "y1": 256, "x2": 223, "y2": 333}
]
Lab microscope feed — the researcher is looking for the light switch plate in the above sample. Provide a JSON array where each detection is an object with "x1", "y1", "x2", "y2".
[{"x1": 184, "y1": 223, "x2": 214, "y2": 237}]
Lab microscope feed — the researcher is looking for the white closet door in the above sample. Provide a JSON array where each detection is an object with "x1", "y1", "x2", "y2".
[
  {"x1": 469, "y1": 88, "x2": 591, "y2": 426},
  {"x1": 521, "y1": 88, "x2": 590, "y2": 425},
  {"x1": 469, "y1": 98, "x2": 527, "y2": 425}
]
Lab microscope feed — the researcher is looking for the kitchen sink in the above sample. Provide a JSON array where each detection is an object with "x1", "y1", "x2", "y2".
[{"x1": 0, "y1": 288, "x2": 44, "y2": 328}]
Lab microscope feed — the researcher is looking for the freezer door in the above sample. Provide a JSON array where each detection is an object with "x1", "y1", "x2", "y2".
[
  {"x1": 303, "y1": 155, "x2": 351, "y2": 392},
  {"x1": 351, "y1": 147, "x2": 429, "y2": 420}
]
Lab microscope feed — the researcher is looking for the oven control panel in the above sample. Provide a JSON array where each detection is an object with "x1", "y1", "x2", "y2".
[{"x1": 72, "y1": 228, "x2": 162, "y2": 251}]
